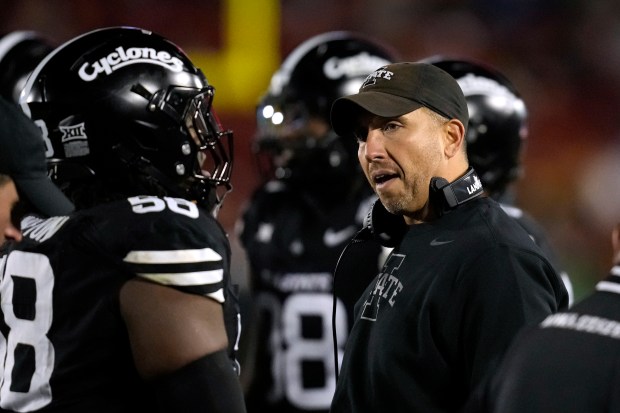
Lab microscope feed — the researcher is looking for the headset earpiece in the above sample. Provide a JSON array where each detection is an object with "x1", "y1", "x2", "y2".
[
  {"x1": 431, "y1": 167, "x2": 484, "y2": 215},
  {"x1": 357, "y1": 199, "x2": 407, "y2": 248}
]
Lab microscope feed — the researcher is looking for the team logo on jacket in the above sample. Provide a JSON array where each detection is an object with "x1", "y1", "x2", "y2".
[
  {"x1": 323, "y1": 225, "x2": 357, "y2": 247},
  {"x1": 361, "y1": 253, "x2": 404, "y2": 321}
]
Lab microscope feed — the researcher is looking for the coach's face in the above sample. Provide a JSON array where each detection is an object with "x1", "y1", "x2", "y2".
[{"x1": 355, "y1": 107, "x2": 458, "y2": 223}]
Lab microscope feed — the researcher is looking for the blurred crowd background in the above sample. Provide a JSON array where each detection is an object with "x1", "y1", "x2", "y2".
[{"x1": 2, "y1": 0, "x2": 620, "y2": 301}]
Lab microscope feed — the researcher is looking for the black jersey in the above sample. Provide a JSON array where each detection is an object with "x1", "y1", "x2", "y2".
[
  {"x1": 471, "y1": 265, "x2": 620, "y2": 412},
  {"x1": 238, "y1": 181, "x2": 385, "y2": 413},
  {"x1": 330, "y1": 197, "x2": 569, "y2": 413},
  {"x1": 0, "y1": 195, "x2": 240, "y2": 413}
]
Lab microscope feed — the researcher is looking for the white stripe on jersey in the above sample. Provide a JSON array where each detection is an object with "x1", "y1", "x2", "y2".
[
  {"x1": 597, "y1": 266, "x2": 620, "y2": 294},
  {"x1": 206, "y1": 290, "x2": 225, "y2": 303},
  {"x1": 596, "y1": 281, "x2": 620, "y2": 295},
  {"x1": 137, "y1": 269, "x2": 224, "y2": 286},
  {"x1": 124, "y1": 248, "x2": 222, "y2": 264},
  {"x1": 137, "y1": 271, "x2": 225, "y2": 303}
]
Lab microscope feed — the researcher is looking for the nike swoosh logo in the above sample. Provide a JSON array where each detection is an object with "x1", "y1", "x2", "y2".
[
  {"x1": 430, "y1": 238, "x2": 454, "y2": 246},
  {"x1": 324, "y1": 226, "x2": 358, "y2": 247}
]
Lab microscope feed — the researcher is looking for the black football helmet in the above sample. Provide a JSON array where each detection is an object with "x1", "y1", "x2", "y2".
[
  {"x1": 0, "y1": 31, "x2": 54, "y2": 104},
  {"x1": 424, "y1": 57, "x2": 528, "y2": 198},
  {"x1": 255, "y1": 31, "x2": 397, "y2": 195},
  {"x1": 19, "y1": 26, "x2": 233, "y2": 215}
]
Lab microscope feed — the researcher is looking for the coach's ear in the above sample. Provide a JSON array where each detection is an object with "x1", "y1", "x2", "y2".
[{"x1": 443, "y1": 118, "x2": 465, "y2": 158}]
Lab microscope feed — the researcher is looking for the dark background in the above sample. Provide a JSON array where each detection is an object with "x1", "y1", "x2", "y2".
[{"x1": 3, "y1": 0, "x2": 620, "y2": 301}]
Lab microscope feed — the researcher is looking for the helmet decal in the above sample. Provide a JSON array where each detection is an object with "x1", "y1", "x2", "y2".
[
  {"x1": 78, "y1": 46, "x2": 185, "y2": 81},
  {"x1": 59, "y1": 122, "x2": 89, "y2": 157},
  {"x1": 456, "y1": 73, "x2": 516, "y2": 101},
  {"x1": 323, "y1": 51, "x2": 390, "y2": 80}
]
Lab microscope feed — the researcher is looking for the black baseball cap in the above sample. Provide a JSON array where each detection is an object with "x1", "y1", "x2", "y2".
[
  {"x1": 0, "y1": 96, "x2": 74, "y2": 216},
  {"x1": 330, "y1": 62, "x2": 469, "y2": 136}
]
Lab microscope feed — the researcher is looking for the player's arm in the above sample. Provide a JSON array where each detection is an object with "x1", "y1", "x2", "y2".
[{"x1": 120, "y1": 278, "x2": 246, "y2": 412}]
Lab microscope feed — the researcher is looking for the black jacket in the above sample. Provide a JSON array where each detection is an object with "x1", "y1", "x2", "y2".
[{"x1": 331, "y1": 197, "x2": 568, "y2": 413}]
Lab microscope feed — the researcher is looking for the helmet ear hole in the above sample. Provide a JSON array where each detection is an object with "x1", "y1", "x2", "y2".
[{"x1": 19, "y1": 26, "x2": 234, "y2": 214}]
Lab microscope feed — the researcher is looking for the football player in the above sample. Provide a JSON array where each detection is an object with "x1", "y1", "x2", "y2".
[
  {"x1": 425, "y1": 57, "x2": 574, "y2": 305},
  {"x1": 236, "y1": 31, "x2": 397, "y2": 413},
  {"x1": 0, "y1": 27, "x2": 245, "y2": 413}
]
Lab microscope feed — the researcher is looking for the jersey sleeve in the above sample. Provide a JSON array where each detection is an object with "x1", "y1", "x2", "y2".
[
  {"x1": 123, "y1": 244, "x2": 226, "y2": 303},
  {"x1": 92, "y1": 196, "x2": 230, "y2": 303}
]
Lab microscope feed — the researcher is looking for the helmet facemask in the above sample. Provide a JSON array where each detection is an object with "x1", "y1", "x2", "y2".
[{"x1": 131, "y1": 83, "x2": 233, "y2": 216}]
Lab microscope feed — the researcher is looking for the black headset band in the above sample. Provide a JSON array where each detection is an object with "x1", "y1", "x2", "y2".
[{"x1": 432, "y1": 166, "x2": 484, "y2": 209}]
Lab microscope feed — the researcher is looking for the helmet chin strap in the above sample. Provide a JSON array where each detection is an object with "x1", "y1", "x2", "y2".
[{"x1": 121, "y1": 84, "x2": 231, "y2": 216}]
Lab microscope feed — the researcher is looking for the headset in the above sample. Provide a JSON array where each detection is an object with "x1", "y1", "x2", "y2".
[{"x1": 332, "y1": 166, "x2": 485, "y2": 379}]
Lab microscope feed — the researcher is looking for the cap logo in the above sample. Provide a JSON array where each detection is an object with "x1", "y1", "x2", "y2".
[
  {"x1": 78, "y1": 46, "x2": 184, "y2": 82},
  {"x1": 360, "y1": 67, "x2": 393, "y2": 89},
  {"x1": 323, "y1": 52, "x2": 391, "y2": 80}
]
